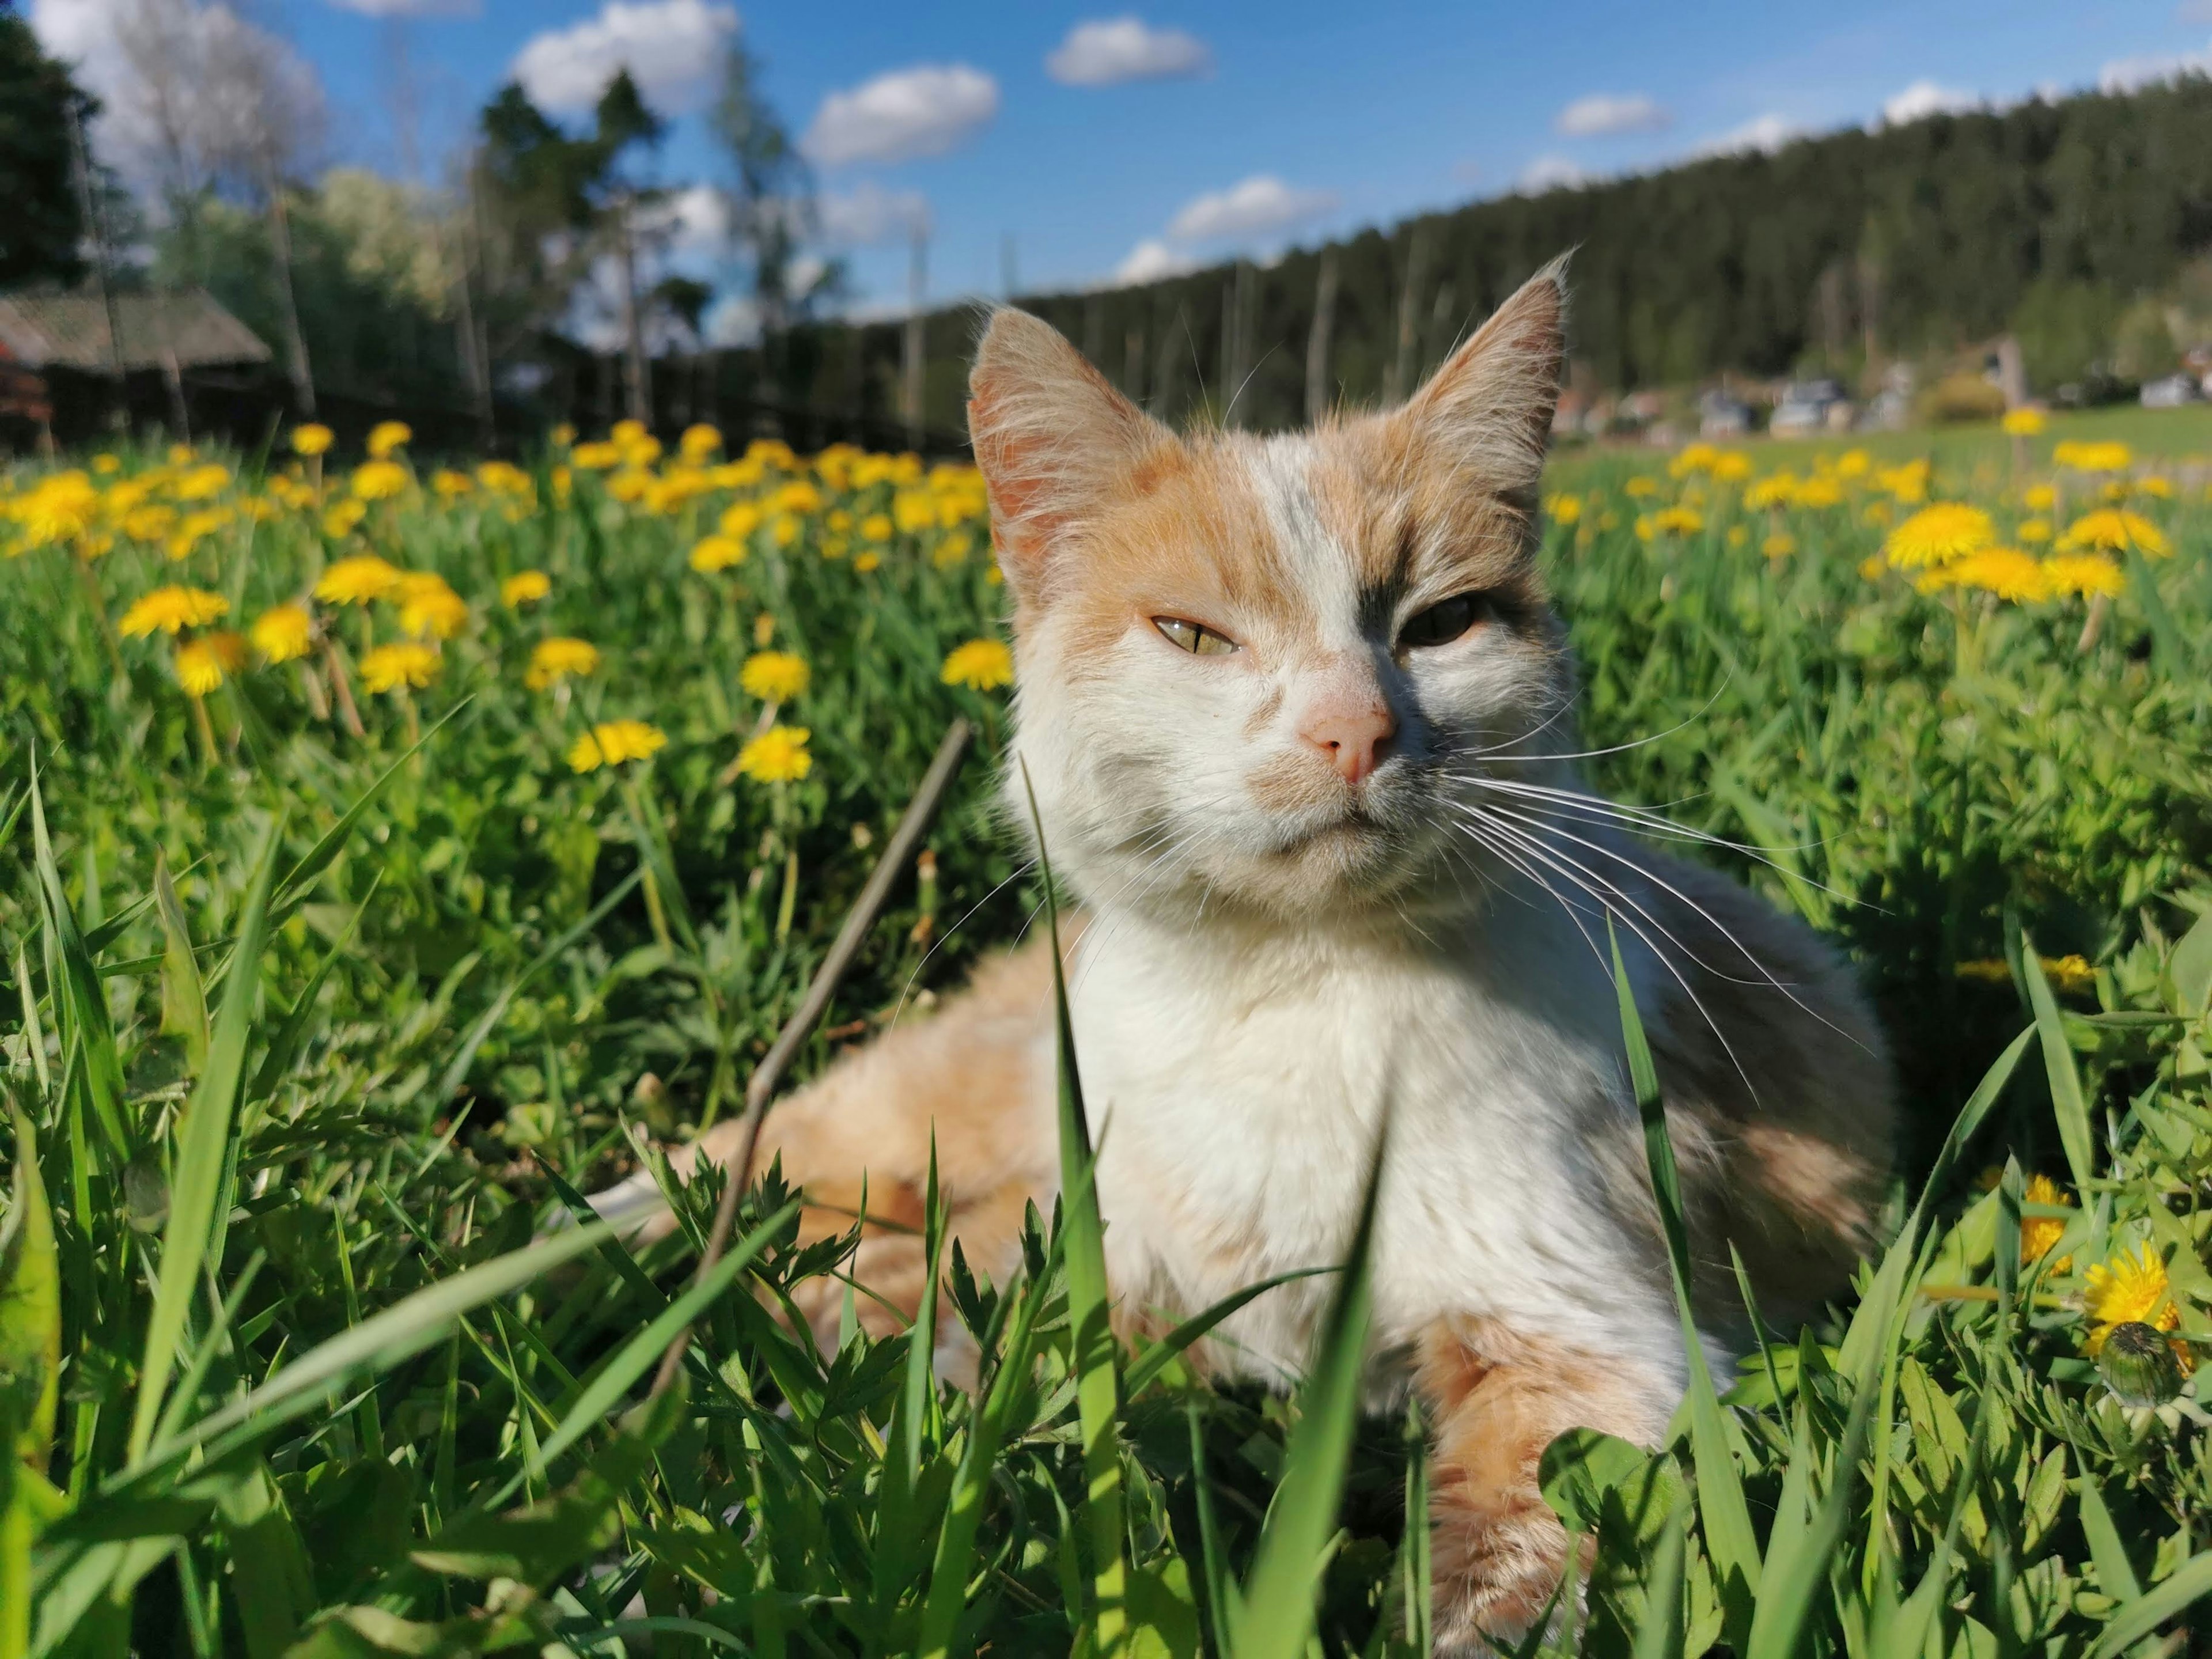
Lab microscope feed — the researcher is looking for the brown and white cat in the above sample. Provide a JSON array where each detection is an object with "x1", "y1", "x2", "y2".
[{"x1": 593, "y1": 260, "x2": 1894, "y2": 1646}]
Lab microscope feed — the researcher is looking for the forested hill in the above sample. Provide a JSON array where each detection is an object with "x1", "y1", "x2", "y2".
[{"x1": 810, "y1": 77, "x2": 2212, "y2": 437}]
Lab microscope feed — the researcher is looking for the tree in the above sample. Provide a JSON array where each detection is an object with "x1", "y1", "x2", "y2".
[
  {"x1": 0, "y1": 11, "x2": 93, "y2": 288},
  {"x1": 585, "y1": 70, "x2": 665, "y2": 425},
  {"x1": 709, "y1": 46, "x2": 833, "y2": 398}
]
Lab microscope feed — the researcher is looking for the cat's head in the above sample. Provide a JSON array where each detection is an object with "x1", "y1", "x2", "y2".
[{"x1": 969, "y1": 259, "x2": 1579, "y2": 926}]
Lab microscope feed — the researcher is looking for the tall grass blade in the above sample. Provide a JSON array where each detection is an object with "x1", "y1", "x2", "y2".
[
  {"x1": 1021, "y1": 762, "x2": 1127, "y2": 1654},
  {"x1": 28, "y1": 756, "x2": 130, "y2": 1161},
  {"x1": 2018, "y1": 930, "x2": 2095, "y2": 1194},
  {"x1": 1608, "y1": 923, "x2": 1760, "y2": 1634},
  {"x1": 1229, "y1": 1119, "x2": 1385, "y2": 1659},
  {"x1": 2086, "y1": 1551, "x2": 2212, "y2": 1659},
  {"x1": 128, "y1": 815, "x2": 285, "y2": 1462},
  {"x1": 152, "y1": 854, "x2": 208, "y2": 1075}
]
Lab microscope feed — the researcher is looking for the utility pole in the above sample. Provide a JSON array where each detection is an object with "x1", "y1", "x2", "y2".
[
  {"x1": 1305, "y1": 244, "x2": 1338, "y2": 426},
  {"x1": 902, "y1": 220, "x2": 928, "y2": 448}
]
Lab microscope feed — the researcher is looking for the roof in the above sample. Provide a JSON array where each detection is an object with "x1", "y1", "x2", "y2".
[{"x1": 0, "y1": 290, "x2": 272, "y2": 372}]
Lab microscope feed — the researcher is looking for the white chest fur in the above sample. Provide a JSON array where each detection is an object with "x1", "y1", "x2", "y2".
[{"x1": 1065, "y1": 896, "x2": 1688, "y2": 1397}]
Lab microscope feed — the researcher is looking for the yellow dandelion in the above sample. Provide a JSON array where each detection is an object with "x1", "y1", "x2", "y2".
[
  {"x1": 2138, "y1": 475, "x2": 2175, "y2": 500},
  {"x1": 736, "y1": 724, "x2": 812, "y2": 783},
  {"x1": 1885, "y1": 502, "x2": 1994, "y2": 570},
  {"x1": 359, "y1": 641, "x2": 440, "y2": 694},
  {"x1": 119, "y1": 585, "x2": 228, "y2": 638},
  {"x1": 572, "y1": 441, "x2": 622, "y2": 471},
  {"x1": 2052, "y1": 439, "x2": 2130, "y2": 473},
  {"x1": 861, "y1": 512, "x2": 894, "y2": 541},
  {"x1": 290, "y1": 423, "x2": 334, "y2": 456},
  {"x1": 2082, "y1": 1244, "x2": 2186, "y2": 1365},
  {"x1": 1922, "y1": 547, "x2": 2047, "y2": 603},
  {"x1": 680, "y1": 422, "x2": 723, "y2": 460},
  {"x1": 350, "y1": 460, "x2": 409, "y2": 502},
  {"x1": 1744, "y1": 474, "x2": 1798, "y2": 511},
  {"x1": 526, "y1": 637, "x2": 600, "y2": 690},
  {"x1": 1622, "y1": 476, "x2": 1660, "y2": 499},
  {"x1": 432, "y1": 468, "x2": 474, "y2": 499},
  {"x1": 740, "y1": 650, "x2": 810, "y2": 702},
  {"x1": 477, "y1": 461, "x2": 533, "y2": 497},
  {"x1": 366, "y1": 420, "x2": 412, "y2": 459},
  {"x1": 941, "y1": 637, "x2": 1014, "y2": 691},
  {"x1": 2040, "y1": 554, "x2": 2125, "y2": 600},
  {"x1": 251, "y1": 603, "x2": 314, "y2": 664},
  {"x1": 1545, "y1": 493, "x2": 1582, "y2": 525},
  {"x1": 502, "y1": 569, "x2": 552, "y2": 607},
  {"x1": 397, "y1": 573, "x2": 469, "y2": 639},
  {"x1": 1795, "y1": 475, "x2": 1844, "y2": 509},
  {"x1": 2017, "y1": 517, "x2": 2051, "y2": 544},
  {"x1": 568, "y1": 718, "x2": 667, "y2": 773},
  {"x1": 690, "y1": 534, "x2": 747, "y2": 573},
  {"x1": 933, "y1": 529, "x2": 977, "y2": 569},
  {"x1": 2059, "y1": 508, "x2": 2166, "y2": 559},
  {"x1": 122, "y1": 504, "x2": 177, "y2": 543},
  {"x1": 2000, "y1": 407, "x2": 2046, "y2": 437},
  {"x1": 316, "y1": 555, "x2": 404, "y2": 606},
  {"x1": 323, "y1": 499, "x2": 368, "y2": 538},
  {"x1": 92, "y1": 453, "x2": 120, "y2": 475},
  {"x1": 719, "y1": 501, "x2": 763, "y2": 539},
  {"x1": 175, "y1": 639, "x2": 224, "y2": 695},
  {"x1": 855, "y1": 550, "x2": 883, "y2": 573},
  {"x1": 16, "y1": 471, "x2": 101, "y2": 545},
  {"x1": 1762, "y1": 532, "x2": 1797, "y2": 559},
  {"x1": 171, "y1": 463, "x2": 232, "y2": 502},
  {"x1": 772, "y1": 514, "x2": 801, "y2": 548},
  {"x1": 2020, "y1": 1174, "x2": 2071, "y2": 1267}
]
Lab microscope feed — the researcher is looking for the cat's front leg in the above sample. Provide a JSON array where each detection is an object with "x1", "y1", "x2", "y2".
[{"x1": 1413, "y1": 1315, "x2": 1676, "y2": 1652}]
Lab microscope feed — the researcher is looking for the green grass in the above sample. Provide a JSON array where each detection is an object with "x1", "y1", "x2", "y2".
[{"x1": 1, "y1": 430, "x2": 2210, "y2": 1657}]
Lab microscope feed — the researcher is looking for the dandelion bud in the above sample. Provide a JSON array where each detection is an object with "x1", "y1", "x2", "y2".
[{"x1": 2099, "y1": 1321, "x2": 2183, "y2": 1408}]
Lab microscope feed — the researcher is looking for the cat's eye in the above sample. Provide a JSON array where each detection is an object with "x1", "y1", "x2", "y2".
[
  {"x1": 1153, "y1": 616, "x2": 1240, "y2": 657},
  {"x1": 1399, "y1": 592, "x2": 1495, "y2": 650}
]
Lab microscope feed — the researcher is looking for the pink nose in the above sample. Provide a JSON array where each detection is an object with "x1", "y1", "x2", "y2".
[{"x1": 1301, "y1": 699, "x2": 1396, "y2": 786}]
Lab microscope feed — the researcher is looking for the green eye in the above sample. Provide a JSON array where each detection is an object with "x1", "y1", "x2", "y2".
[
  {"x1": 1153, "y1": 617, "x2": 1240, "y2": 656},
  {"x1": 1400, "y1": 592, "x2": 1494, "y2": 649}
]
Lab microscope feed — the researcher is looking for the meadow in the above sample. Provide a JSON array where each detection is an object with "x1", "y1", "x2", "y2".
[{"x1": 1, "y1": 404, "x2": 2210, "y2": 1658}]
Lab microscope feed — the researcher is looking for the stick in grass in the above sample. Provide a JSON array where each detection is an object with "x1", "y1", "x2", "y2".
[{"x1": 649, "y1": 715, "x2": 973, "y2": 1397}]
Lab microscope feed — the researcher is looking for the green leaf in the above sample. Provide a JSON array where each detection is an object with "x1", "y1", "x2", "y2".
[
  {"x1": 2078, "y1": 1475, "x2": 2143, "y2": 1603},
  {"x1": 28, "y1": 755, "x2": 131, "y2": 1162}
]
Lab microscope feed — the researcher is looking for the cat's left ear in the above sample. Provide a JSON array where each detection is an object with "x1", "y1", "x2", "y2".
[
  {"x1": 968, "y1": 307, "x2": 1173, "y2": 601},
  {"x1": 1397, "y1": 253, "x2": 1569, "y2": 499}
]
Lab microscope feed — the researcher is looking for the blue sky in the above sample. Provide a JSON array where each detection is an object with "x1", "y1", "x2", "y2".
[{"x1": 36, "y1": 0, "x2": 2212, "y2": 327}]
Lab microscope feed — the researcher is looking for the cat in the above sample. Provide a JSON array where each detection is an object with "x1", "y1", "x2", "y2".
[{"x1": 591, "y1": 258, "x2": 1895, "y2": 1647}]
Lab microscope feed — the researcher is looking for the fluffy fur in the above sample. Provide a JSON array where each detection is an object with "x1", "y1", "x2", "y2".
[{"x1": 593, "y1": 260, "x2": 1895, "y2": 1648}]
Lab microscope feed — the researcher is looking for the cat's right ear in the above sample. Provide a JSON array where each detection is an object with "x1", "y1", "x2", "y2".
[{"x1": 968, "y1": 308, "x2": 1171, "y2": 600}]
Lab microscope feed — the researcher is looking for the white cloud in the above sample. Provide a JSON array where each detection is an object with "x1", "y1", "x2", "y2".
[
  {"x1": 1165, "y1": 174, "x2": 1336, "y2": 243},
  {"x1": 1516, "y1": 154, "x2": 1586, "y2": 194},
  {"x1": 1879, "y1": 79, "x2": 1978, "y2": 125},
  {"x1": 323, "y1": 0, "x2": 477, "y2": 15},
  {"x1": 1113, "y1": 237, "x2": 1196, "y2": 283},
  {"x1": 511, "y1": 0, "x2": 737, "y2": 116},
  {"x1": 2099, "y1": 38, "x2": 2212, "y2": 92},
  {"x1": 817, "y1": 181, "x2": 930, "y2": 247},
  {"x1": 1554, "y1": 92, "x2": 1669, "y2": 137},
  {"x1": 1046, "y1": 16, "x2": 1211, "y2": 85},
  {"x1": 802, "y1": 63, "x2": 999, "y2": 166},
  {"x1": 653, "y1": 183, "x2": 728, "y2": 256},
  {"x1": 1689, "y1": 112, "x2": 1802, "y2": 158}
]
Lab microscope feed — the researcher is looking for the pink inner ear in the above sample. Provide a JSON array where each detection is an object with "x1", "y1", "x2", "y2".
[{"x1": 968, "y1": 379, "x2": 1058, "y2": 552}]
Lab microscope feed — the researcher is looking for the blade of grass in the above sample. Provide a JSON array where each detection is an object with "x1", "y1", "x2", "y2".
[
  {"x1": 1021, "y1": 760, "x2": 1127, "y2": 1656},
  {"x1": 2086, "y1": 1551, "x2": 2212, "y2": 1659},
  {"x1": 1229, "y1": 1118, "x2": 1385, "y2": 1659},
  {"x1": 1609, "y1": 923, "x2": 1760, "y2": 1635},
  {"x1": 28, "y1": 755, "x2": 130, "y2": 1161},
  {"x1": 128, "y1": 814, "x2": 285, "y2": 1463},
  {"x1": 153, "y1": 853, "x2": 208, "y2": 1076},
  {"x1": 2018, "y1": 930, "x2": 2095, "y2": 1194}
]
